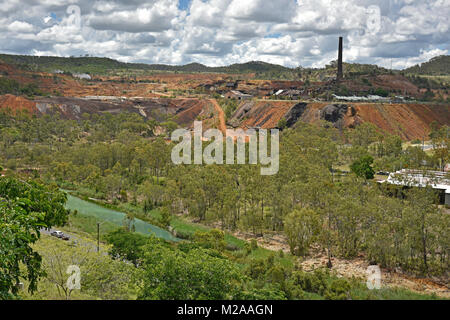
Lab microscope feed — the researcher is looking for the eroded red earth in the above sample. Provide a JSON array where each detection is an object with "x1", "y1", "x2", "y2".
[{"x1": 0, "y1": 60, "x2": 448, "y2": 140}]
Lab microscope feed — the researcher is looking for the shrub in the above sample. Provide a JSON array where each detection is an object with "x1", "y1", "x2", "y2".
[
  {"x1": 289, "y1": 269, "x2": 352, "y2": 300},
  {"x1": 193, "y1": 229, "x2": 226, "y2": 251},
  {"x1": 250, "y1": 239, "x2": 258, "y2": 250},
  {"x1": 374, "y1": 87, "x2": 389, "y2": 97}
]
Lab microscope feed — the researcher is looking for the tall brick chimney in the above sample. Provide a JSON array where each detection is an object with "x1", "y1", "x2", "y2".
[{"x1": 337, "y1": 37, "x2": 343, "y2": 81}]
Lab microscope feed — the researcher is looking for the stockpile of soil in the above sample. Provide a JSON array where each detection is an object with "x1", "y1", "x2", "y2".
[
  {"x1": 354, "y1": 103, "x2": 449, "y2": 140},
  {"x1": 0, "y1": 94, "x2": 37, "y2": 114},
  {"x1": 173, "y1": 99, "x2": 208, "y2": 127},
  {"x1": 342, "y1": 74, "x2": 421, "y2": 97},
  {"x1": 0, "y1": 94, "x2": 219, "y2": 130},
  {"x1": 231, "y1": 100, "x2": 449, "y2": 141},
  {"x1": 232, "y1": 100, "x2": 296, "y2": 128}
]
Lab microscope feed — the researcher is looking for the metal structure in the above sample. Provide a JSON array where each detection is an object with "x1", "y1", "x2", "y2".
[{"x1": 381, "y1": 169, "x2": 450, "y2": 205}]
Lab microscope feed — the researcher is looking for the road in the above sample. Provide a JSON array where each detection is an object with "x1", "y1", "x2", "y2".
[
  {"x1": 40, "y1": 227, "x2": 105, "y2": 253},
  {"x1": 209, "y1": 98, "x2": 227, "y2": 134}
]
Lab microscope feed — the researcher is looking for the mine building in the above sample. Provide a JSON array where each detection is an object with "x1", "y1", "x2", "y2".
[
  {"x1": 380, "y1": 169, "x2": 450, "y2": 205},
  {"x1": 225, "y1": 90, "x2": 253, "y2": 100}
]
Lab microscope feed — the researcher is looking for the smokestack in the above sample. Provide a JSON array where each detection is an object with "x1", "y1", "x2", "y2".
[{"x1": 337, "y1": 37, "x2": 343, "y2": 81}]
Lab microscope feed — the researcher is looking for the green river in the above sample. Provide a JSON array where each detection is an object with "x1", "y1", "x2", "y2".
[{"x1": 65, "y1": 194, "x2": 179, "y2": 242}]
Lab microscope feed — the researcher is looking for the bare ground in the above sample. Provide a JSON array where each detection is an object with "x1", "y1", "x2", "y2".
[
  {"x1": 217, "y1": 224, "x2": 450, "y2": 298},
  {"x1": 210, "y1": 98, "x2": 227, "y2": 134}
]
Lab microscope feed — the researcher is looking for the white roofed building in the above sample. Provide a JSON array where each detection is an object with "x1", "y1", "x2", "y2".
[{"x1": 381, "y1": 169, "x2": 450, "y2": 205}]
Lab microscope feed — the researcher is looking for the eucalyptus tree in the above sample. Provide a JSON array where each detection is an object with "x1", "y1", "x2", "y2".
[{"x1": 0, "y1": 177, "x2": 68, "y2": 299}]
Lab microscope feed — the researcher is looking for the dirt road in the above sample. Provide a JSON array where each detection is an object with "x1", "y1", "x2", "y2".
[
  {"x1": 210, "y1": 99, "x2": 227, "y2": 134},
  {"x1": 40, "y1": 228, "x2": 105, "y2": 253}
]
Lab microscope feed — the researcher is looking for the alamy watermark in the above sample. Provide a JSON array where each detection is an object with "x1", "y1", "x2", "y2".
[
  {"x1": 171, "y1": 121, "x2": 279, "y2": 175},
  {"x1": 66, "y1": 265, "x2": 81, "y2": 290},
  {"x1": 66, "y1": 5, "x2": 81, "y2": 30},
  {"x1": 366, "y1": 265, "x2": 382, "y2": 290}
]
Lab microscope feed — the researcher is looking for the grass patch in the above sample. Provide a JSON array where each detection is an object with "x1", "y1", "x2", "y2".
[
  {"x1": 348, "y1": 283, "x2": 442, "y2": 300},
  {"x1": 66, "y1": 213, "x2": 119, "y2": 240},
  {"x1": 64, "y1": 188, "x2": 248, "y2": 249}
]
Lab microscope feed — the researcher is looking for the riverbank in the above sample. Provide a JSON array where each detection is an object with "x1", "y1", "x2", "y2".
[{"x1": 62, "y1": 190, "x2": 448, "y2": 299}]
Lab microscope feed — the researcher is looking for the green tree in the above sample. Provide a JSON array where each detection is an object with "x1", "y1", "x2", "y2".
[
  {"x1": 284, "y1": 208, "x2": 320, "y2": 256},
  {"x1": 138, "y1": 237, "x2": 241, "y2": 300},
  {"x1": 0, "y1": 177, "x2": 68, "y2": 299},
  {"x1": 350, "y1": 155, "x2": 375, "y2": 179},
  {"x1": 35, "y1": 236, "x2": 136, "y2": 300},
  {"x1": 105, "y1": 228, "x2": 147, "y2": 266}
]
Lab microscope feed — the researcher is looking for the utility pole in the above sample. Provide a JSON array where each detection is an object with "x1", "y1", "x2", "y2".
[{"x1": 97, "y1": 222, "x2": 100, "y2": 253}]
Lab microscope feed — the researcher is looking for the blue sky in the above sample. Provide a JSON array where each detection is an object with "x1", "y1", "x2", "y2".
[{"x1": 178, "y1": 0, "x2": 192, "y2": 11}]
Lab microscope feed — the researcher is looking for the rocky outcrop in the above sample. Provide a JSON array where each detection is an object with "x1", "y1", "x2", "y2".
[
  {"x1": 319, "y1": 104, "x2": 358, "y2": 130},
  {"x1": 321, "y1": 104, "x2": 348, "y2": 122},
  {"x1": 284, "y1": 102, "x2": 307, "y2": 127}
]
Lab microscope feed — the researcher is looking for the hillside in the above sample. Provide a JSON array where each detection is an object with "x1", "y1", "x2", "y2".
[
  {"x1": 230, "y1": 100, "x2": 450, "y2": 141},
  {"x1": 2, "y1": 53, "x2": 448, "y2": 81},
  {"x1": 0, "y1": 94, "x2": 219, "y2": 129},
  {"x1": 0, "y1": 54, "x2": 131, "y2": 74},
  {"x1": 0, "y1": 53, "x2": 390, "y2": 79},
  {"x1": 0, "y1": 54, "x2": 293, "y2": 76},
  {"x1": 143, "y1": 61, "x2": 293, "y2": 75},
  {"x1": 404, "y1": 55, "x2": 450, "y2": 76}
]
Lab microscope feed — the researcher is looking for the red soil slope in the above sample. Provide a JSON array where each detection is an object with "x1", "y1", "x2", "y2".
[
  {"x1": 0, "y1": 94, "x2": 37, "y2": 115},
  {"x1": 173, "y1": 99, "x2": 209, "y2": 127},
  {"x1": 232, "y1": 100, "x2": 296, "y2": 129},
  {"x1": 355, "y1": 103, "x2": 449, "y2": 140},
  {"x1": 232, "y1": 100, "x2": 450, "y2": 140},
  {"x1": 0, "y1": 94, "x2": 219, "y2": 130},
  {"x1": 302, "y1": 103, "x2": 449, "y2": 140}
]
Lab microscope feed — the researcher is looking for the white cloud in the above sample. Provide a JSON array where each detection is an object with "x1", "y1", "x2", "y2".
[
  {"x1": 226, "y1": 0, "x2": 296, "y2": 23},
  {"x1": 0, "y1": 0, "x2": 447, "y2": 69},
  {"x1": 93, "y1": 1, "x2": 117, "y2": 13},
  {"x1": 188, "y1": 0, "x2": 229, "y2": 28},
  {"x1": 8, "y1": 20, "x2": 34, "y2": 33},
  {"x1": 88, "y1": 0, "x2": 181, "y2": 33},
  {"x1": 379, "y1": 47, "x2": 449, "y2": 69}
]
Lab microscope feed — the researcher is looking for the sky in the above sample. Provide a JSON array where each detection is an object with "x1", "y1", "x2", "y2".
[{"x1": 0, "y1": 0, "x2": 448, "y2": 69}]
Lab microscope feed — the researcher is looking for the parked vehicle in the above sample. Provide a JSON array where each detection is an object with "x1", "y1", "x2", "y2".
[
  {"x1": 51, "y1": 230, "x2": 69, "y2": 240},
  {"x1": 51, "y1": 230, "x2": 64, "y2": 238}
]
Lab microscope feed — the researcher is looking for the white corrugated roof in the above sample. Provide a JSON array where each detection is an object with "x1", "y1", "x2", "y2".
[{"x1": 382, "y1": 169, "x2": 450, "y2": 194}]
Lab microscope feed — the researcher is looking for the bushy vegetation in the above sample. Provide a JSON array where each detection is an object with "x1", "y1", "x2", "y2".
[
  {"x1": 100, "y1": 228, "x2": 441, "y2": 300},
  {"x1": 0, "y1": 176, "x2": 68, "y2": 299},
  {"x1": 0, "y1": 54, "x2": 297, "y2": 78},
  {"x1": 22, "y1": 235, "x2": 137, "y2": 300},
  {"x1": 216, "y1": 96, "x2": 239, "y2": 119},
  {"x1": 0, "y1": 77, "x2": 45, "y2": 96},
  {"x1": 350, "y1": 155, "x2": 375, "y2": 179},
  {"x1": 405, "y1": 55, "x2": 450, "y2": 76},
  {"x1": 1, "y1": 110, "x2": 448, "y2": 300},
  {"x1": 0, "y1": 54, "x2": 129, "y2": 75}
]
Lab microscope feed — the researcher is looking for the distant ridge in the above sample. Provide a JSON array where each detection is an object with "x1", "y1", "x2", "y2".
[
  {"x1": 0, "y1": 53, "x2": 293, "y2": 75},
  {"x1": 0, "y1": 52, "x2": 448, "y2": 76},
  {"x1": 404, "y1": 55, "x2": 450, "y2": 76}
]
